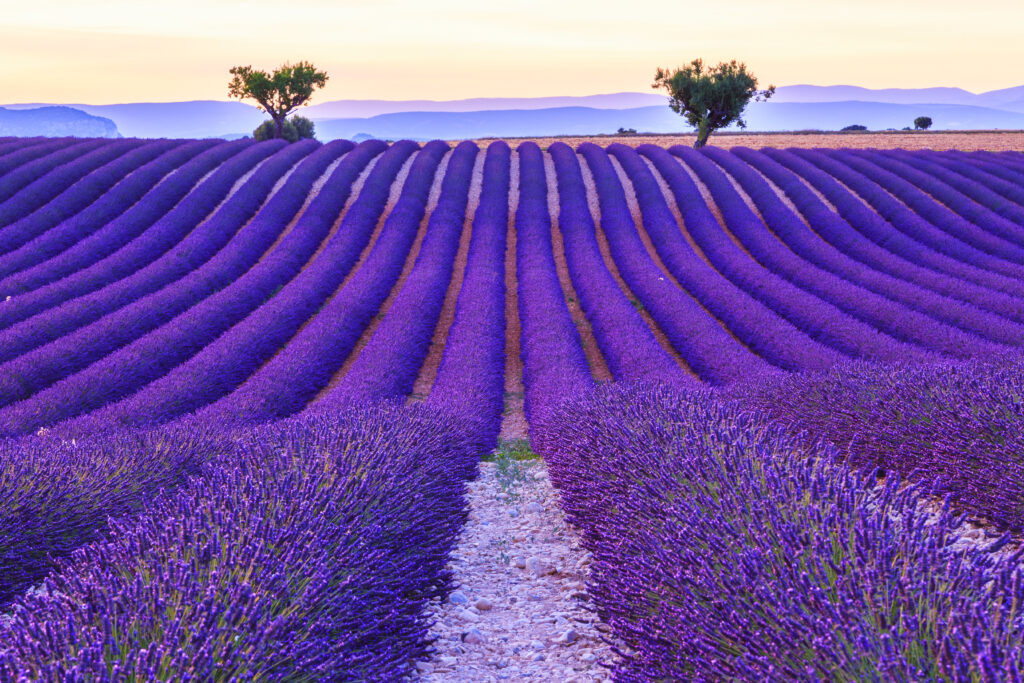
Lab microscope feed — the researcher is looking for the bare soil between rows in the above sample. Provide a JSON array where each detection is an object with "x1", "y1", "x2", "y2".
[{"x1": 457, "y1": 130, "x2": 1024, "y2": 151}]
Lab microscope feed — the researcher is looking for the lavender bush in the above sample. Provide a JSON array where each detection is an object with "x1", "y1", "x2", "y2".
[
  {"x1": 0, "y1": 139, "x2": 249, "y2": 298},
  {"x1": 0, "y1": 139, "x2": 110, "y2": 214},
  {"x1": 70, "y1": 139, "x2": 398, "y2": 431},
  {"x1": 0, "y1": 139, "x2": 279, "y2": 332},
  {"x1": 735, "y1": 355, "x2": 1024, "y2": 530},
  {"x1": 513, "y1": 142, "x2": 593, "y2": 425},
  {"x1": 789, "y1": 149, "x2": 1024, "y2": 283},
  {"x1": 732, "y1": 146, "x2": 1024, "y2": 328},
  {"x1": 843, "y1": 149, "x2": 1024, "y2": 258},
  {"x1": 0, "y1": 139, "x2": 177, "y2": 256},
  {"x1": 548, "y1": 142, "x2": 690, "y2": 385},
  {"x1": 702, "y1": 145, "x2": 1023, "y2": 351},
  {"x1": 0, "y1": 402, "x2": 476, "y2": 681},
  {"x1": 318, "y1": 140, "x2": 479, "y2": 404},
  {"x1": 0, "y1": 139, "x2": 80, "y2": 179},
  {"x1": 668, "y1": 145, "x2": 928, "y2": 363},
  {"x1": 427, "y1": 141, "x2": 511, "y2": 452},
  {"x1": 0, "y1": 141, "x2": 333, "y2": 436},
  {"x1": 0, "y1": 139, "x2": 214, "y2": 283},
  {"x1": 535, "y1": 382, "x2": 1024, "y2": 681},
  {"x1": 885, "y1": 150, "x2": 1024, "y2": 234},
  {"x1": 201, "y1": 140, "x2": 449, "y2": 423},
  {"x1": 0, "y1": 421, "x2": 227, "y2": 606},
  {"x1": 579, "y1": 142, "x2": 770, "y2": 385},
  {"x1": 612, "y1": 143, "x2": 835, "y2": 373}
]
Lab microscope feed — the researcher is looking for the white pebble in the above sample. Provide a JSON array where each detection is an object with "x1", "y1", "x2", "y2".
[
  {"x1": 555, "y1": 629, "x2": 578, "y2": 645},
  {"x1": 463, "y1": 627, "x2": 487, "y2": 644}
]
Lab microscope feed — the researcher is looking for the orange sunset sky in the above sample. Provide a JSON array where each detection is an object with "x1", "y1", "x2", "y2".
[{"x1": 1, "y1": 0, "x2": 1021, "y2": 103}]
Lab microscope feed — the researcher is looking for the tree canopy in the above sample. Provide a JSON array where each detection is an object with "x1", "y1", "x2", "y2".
[
  {"x1": 228, "y1": 61, "x2": 328, "y2": 140},
  {"x1": 652, "y1": 59, "x2": 774, "y2": 148},
  {"x1": 914, "y1": 116, "x2": 933, "y2": 130}
]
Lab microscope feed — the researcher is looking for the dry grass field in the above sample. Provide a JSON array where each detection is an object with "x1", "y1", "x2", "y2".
[{"x1": 459, "y1": 130, "x2": 1024, "y2": 151}]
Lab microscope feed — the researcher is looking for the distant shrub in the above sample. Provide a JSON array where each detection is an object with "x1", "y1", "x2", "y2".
[
  {"x1": 291, "y1": 115, "x2": 315, "y2": 140},
  {"x1": 841, "y1": 124, "x2": 868, "y2": 131},
  {"x1": 254, "y1": 115, "x2": 316, "y2": 143},
  {"x1": 616, "y1": 127, "x2": 638, "y2": 135},
  {"x1": 914, "y1": 115, "x2": 933, "y2": 130}
]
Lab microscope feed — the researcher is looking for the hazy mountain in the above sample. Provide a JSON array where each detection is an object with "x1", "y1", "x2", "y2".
[
  {"x1": 311, "y1": 107, "x2": 670, "y2": 140},
  {"x1": 304, "y1": 92, "x2": 668, "y2": 118},
  {"x1": 0, "y1": 106, "x2": 119, "y2": 138},
  {"x1": 740, "y1": 100, "x2": 1024, "y2": 132},
  {"x1": 5, "y1": 85, "x2": 1024, "y2": 140},
  {"x1": 4, "y1": 100, "x2": 263, "y2": 139},
  {"x1": 966, "y1": 85, "x2": 1024, "y2": 106},
  {"x1": 772, "y1": 84, "x2": 1024, "y2": 113},
  {"x1": 771, "y1": 85, "x2": 979, "y2": 105},
  {"x1": 308, "y1": 101, "x2": 1024, "y2": 141}
]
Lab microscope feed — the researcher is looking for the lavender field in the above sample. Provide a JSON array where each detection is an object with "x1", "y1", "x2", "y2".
[{"x1": 2, "y1": 134, "x2": 1024, "y2": 680}]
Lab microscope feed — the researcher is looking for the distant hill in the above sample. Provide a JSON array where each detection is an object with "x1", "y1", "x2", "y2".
[
  {"x1": 0, "y1": 106, "x2": 119, "y2": 138},
  {"x1": 304, "y1": 92, "x2": 668, "y2": 118},
  {"x1": 740, "y1": 100, "x2": 1024, "y2": 133},
  {"x1": 312, "y1": 106, "x2": 677, "y2": 140},
  {"x1": 771, "y1": 85, "x2": 980, "y2": 105},
  {"x1": 773, "y1": 84, "x2": 1024, "y2": 114},
  {"x1": 4, "y1": 101, "x2": 263, "y2": 139},
  {"x1": 309, "y1": 101, "x2": 1024, "y2": 141},
  {"x1": 5, "y1": 85, "x2": 1024, "y2": 139}
]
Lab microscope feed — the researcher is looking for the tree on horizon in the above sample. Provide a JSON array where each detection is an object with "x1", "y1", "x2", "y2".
[
  {"x1": 652, "y1": 59, "x2": 774, "y2": 148},
  {"x1": 228, "y1": 61, "x2": 328, "y2": 141}
]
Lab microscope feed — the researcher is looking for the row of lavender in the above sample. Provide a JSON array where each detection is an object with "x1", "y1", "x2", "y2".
[
  {"x1": 0, "y1": 404, "x2": 478, "y2": 680},
  {"x1": 534, "y1": 381, "x2": 1024, "y2": 681},
  {"x1": 506, "y1": 141, "x2": 1024, "y2": 679},
  {"x1": 3, "y1": 135, "x2": 1024, "y2": 677},
  {"x1": 0, "y1": 138, "x2": 501, "y2": 597},
  {"x1": 4, "y1": 140, "x2": 1024, "y2": 437},
  {"x1": 0, "y1": 137, "x2": 511, "y2": 678},
  {"x1": 4, "y1": 138, "x2": 1024, "y2": 527},
  {"x1": 6, "y1": 137, "x2": 1024, "y2": 543}
]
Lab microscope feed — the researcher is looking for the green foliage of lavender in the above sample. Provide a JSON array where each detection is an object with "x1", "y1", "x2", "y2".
[
  {"x1": 536, "y1": 382, "x2": 1024, "y2": 681},
  {"x1": 0, "y1": 402, "x2": 475, "y2": 680}
]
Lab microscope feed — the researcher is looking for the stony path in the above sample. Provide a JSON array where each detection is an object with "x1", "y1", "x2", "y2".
[{"x1": 416, "y1": 454, "x2": 616, "y2": 682}]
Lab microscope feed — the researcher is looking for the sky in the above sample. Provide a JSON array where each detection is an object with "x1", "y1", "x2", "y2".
[{"x1": 0, "y1": 0, "x2": 1021, "y2": 104}]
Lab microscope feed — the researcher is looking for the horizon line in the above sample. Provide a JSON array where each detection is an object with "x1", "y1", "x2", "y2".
[{"x1": 5, "y1": 83, "x2": 1024, "y2": 108}]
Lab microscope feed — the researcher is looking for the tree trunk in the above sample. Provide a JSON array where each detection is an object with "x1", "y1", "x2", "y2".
[
  {"x1": 273, "y1": 116, "x2": 285, "y2": 140},
  {"x1": 694, "y1": 119, "x2": 711, "y2": 148}
]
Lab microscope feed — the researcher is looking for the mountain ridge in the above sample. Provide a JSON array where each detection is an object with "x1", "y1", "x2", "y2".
[
  {"x1": 0, "y1": 106, "x2": 120, "y2": 138},
  {"x1": 5, "y1": 85, "x2": 1024, "y2": 139}
]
